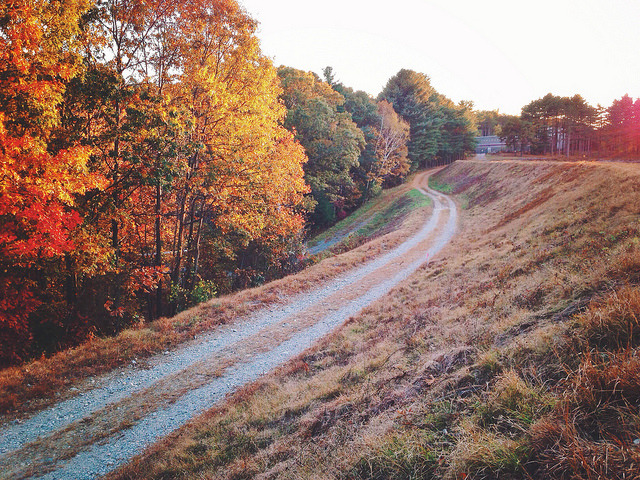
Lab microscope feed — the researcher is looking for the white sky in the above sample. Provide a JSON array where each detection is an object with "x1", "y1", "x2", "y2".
[{"x1": 239, "y1": 0, "x2": 640, "y2": 115}]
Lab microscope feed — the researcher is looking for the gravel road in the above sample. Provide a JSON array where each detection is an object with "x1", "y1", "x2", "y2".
[{"x1": 0, "y1": 172, "x2": 457, "y2": 480}]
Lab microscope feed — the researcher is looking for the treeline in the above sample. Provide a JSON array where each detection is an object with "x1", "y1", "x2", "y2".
[
  {"x1": 0, "y1": 0, "x2": 476, "y2": 365},
  {"x1": 479, "y1": 93, "x2": 640, "y2": 157},
  {"x1": 278, "y1": 67, "x2": 477, "y2": 226},
  {"x1": 378, "y1": 70, "x2": 477, "y2": 168}
]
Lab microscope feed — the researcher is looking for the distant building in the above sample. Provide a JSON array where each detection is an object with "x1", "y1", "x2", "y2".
[{"x1": 475, "y1": 135, "x2": 507, "y2": 154}]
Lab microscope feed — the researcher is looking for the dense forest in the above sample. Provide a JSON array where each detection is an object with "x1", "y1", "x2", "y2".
[
  {"x1": 479, "y1": 93, "x2": 640, "y2": 157},
  {"x1": 0, "y1": 0, "x2": 477, "y2": 365}
]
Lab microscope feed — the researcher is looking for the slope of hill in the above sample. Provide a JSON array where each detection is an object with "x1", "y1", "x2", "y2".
[
  {"x1": 306, "y1": 182, "x2": 431, "y2": 256},
  {"x1": 108, "y1": 159, "x2": 640, "y2": 480}
]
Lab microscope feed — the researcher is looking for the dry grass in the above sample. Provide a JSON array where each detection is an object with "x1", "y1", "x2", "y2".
[
  {"x1": 435, "y1": 160, "x2": 640, "y2": 480},
  {"x1": 102, "y1": 159, "x2": 635, "y2": 479},
  {"x1": 526, "y1": 295, "x2": 640, "y2": 479},
  {"x1": 20, "y1": 158, "x2": 640, "y2": 479},
  {"x1": 518, "y1": 284, "x2": 640, "y2": 480},
  {"x1": 443, "y1": 285, "x2": 640, "y2": 480},
  {"x1": 577, "y1": 286, "x2": 640, "y2": 351}
]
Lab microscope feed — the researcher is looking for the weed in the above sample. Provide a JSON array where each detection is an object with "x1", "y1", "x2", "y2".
[
  {"x1": 348, "y1": 432, "x2": 439, "y2": 480},
  {"x1": 447, "y1": 426, "x2": 531, "y2": 480},
  {"x1": 420, "y1": 400, "x2": 458, "y2": 431},
  {"x1": 475, "y1": 371, "x2": 553, "y2": 432},
  {"x1": 474, "y1": 350, "x2": 503, "y2": 377}
]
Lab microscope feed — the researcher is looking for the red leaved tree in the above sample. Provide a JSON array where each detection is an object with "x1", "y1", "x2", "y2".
[{"x1": 0, "y1": 0, "x2": 103, "y2": 364}]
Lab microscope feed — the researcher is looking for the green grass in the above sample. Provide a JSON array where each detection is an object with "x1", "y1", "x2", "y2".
[
  {"x1": 354, "y1": 189, "x2": 430, "y2": 238},
  {"x1": 307, "y1": 194, "x2": 380, "y2": 249},
  {"x1": 308, "y1": 187, "x2": 431, "y2": 256},
  {"x1": 348, "y1": 431, "x2": 440, "y2": 480},
  {"x1": 427, "y1": 176, "x2": 453, "y2": 193}
]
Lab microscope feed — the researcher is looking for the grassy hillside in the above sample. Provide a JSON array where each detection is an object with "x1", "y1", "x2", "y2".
[
  {"x1": 307, "y1": 186, "x2": 431, "y2": 256},
  {"x1": 110, "y1": 159, "x2": 640, "y2": 480}
]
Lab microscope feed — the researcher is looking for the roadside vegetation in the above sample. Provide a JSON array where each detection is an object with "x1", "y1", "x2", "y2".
[
  {"x1": 308, "y1": 184, "x2": 431, "y2": 257},
  {"x1": 107, "y1": 159, "x2": 640, "y2": 480},
  {"x1": 0, "y1": 175, "x2": 432, "y2": 418}
]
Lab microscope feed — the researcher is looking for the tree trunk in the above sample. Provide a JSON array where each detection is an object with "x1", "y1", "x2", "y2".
[
  {"x1": 191, "y1": 207, "x2": 205, "y2": 288},
  {"x1": 65, "y1": 254, "x2": 77, "y2": 309},
  {"x1": 154, "y1": 176, "x2": 162, "y2": 319},
  {"x1": 171, "y1": 191, "x2": 188, "y2": 286},
  {"x1": 183, "y1": 197, "x2": 199, "y2": 291}
]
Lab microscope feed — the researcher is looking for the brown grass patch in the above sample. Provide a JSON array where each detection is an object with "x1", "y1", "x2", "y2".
[
  {"x1": 529, "y1": 346, "x2": 640, "y2": 480},
  {"x1": 577, "y1": 286, "x2": 640, "y2": 351},
  {"x1": 489, "y1": 185, "x2": 556, "y2": 232}
]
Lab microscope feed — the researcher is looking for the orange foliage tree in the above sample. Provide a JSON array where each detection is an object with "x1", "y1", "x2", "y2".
[
  {"x1": 0, "y1": 0, "x2": 105, "y2": 363},
  {"x1": 74, "y1": 0, "x2": 310, "y2": 313},
  {"x1": 57, "y1": 0, "x2": 309, "y2": 320},
  {"x1": 0, "y1": 0, "x2": 310, "y2": 365},
  {"x1": 165, "y1": 0, "x2": 309, "y2": 303}
]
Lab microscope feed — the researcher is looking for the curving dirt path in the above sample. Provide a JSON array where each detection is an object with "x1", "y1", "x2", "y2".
[{"x1": 0, "y1": 171, "x2": 457, "y2": 480}]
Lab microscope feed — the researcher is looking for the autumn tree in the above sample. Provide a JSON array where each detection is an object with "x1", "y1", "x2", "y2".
[
  {"x1": 60, "y1": 0, "x2": 310, "y2": 318},
  {"x1": 373, "y1": 100, "x2": 410, "y2": 189},
  {"x1": 0, "y1": 0, "x2": 102, "y2": 363},
  {"x1": 54, "y1": 0, "x2": 193, "y2": 324},
  {"x1": 329, "y1": 81, "x2": 379, "y2": 200},
  {"x1": 324, "y1": 75, "x2": 407, "y2": 200},
  {"x1": 0, "y1": 0, "x2": 310, "y2": 364},
  {"x1": 278, "y1": 67, "x2": 364, "y2": 226},
  {"x1": 157, "y1": 1, "x2": 309, "y2": 308}
]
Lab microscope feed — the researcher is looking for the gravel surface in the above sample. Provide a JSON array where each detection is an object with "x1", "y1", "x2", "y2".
[{"x1": 0, "y1": 176, "x2": 457, "y2": 480}]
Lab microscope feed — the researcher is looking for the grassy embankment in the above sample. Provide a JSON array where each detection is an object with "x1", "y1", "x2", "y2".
[
  {"x1": 0, "y1": 179, "x2": 430, "y2": 419},
  {"x1": 307, "y1": 187, "x2": 431, "y2": 257},
  {"x1": 110, "y1": 159, "x2": 640, "y2": 480}
]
